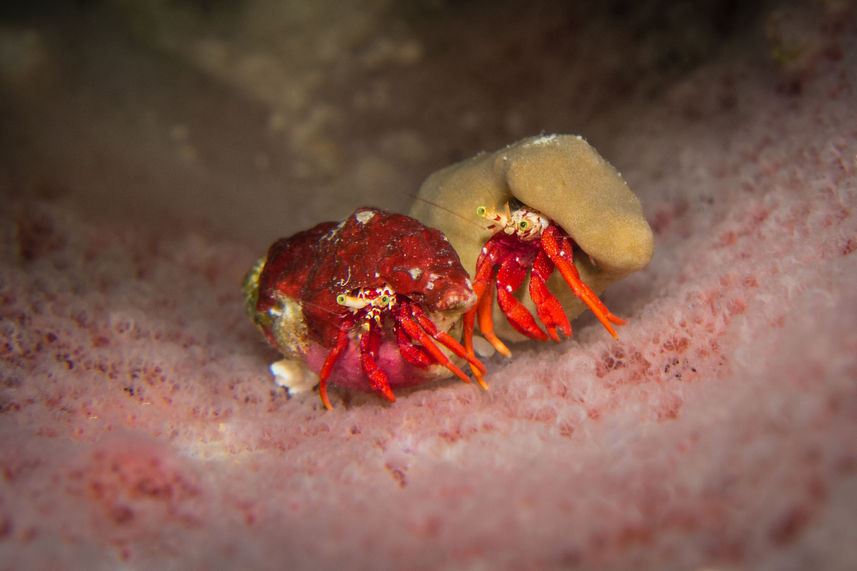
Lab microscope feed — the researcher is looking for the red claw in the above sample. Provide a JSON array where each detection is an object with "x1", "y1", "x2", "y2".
[
  {"x1": 358, "y1": 321, "x2": 396, "y2": 403},
  {"x1": 529, "y1": 249, "x2": 572, "y2": 342},
  {"x1": 495, "y1": 258, "x2": 549, "y2": 342}
]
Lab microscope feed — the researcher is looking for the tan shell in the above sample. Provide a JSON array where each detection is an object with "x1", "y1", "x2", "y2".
[{"x1": 409, "y1": 134, "x2": 655, "y2": 342}]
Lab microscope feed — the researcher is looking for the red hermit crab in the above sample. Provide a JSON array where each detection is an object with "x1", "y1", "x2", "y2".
[
  {"x1": 409, "y1": 135, "x2": 655, "y2": 382},
  {"x1": 243, "y1": 207, "x2": 485, "y2": 409},
  {"x1": 464, "y1": 202, "x2": 626, "y2": 368}
]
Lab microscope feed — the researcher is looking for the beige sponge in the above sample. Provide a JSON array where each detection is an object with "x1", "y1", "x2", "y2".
[{"x1": 409, "y1": 134, "x2": 655, "y2": 342}]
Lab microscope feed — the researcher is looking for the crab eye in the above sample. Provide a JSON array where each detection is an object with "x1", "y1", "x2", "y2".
[
  {"x1": 476, "y1": 206, "x2": 487, "y2": 218},
  {"x1": 379, "y1": 294, "x2": 390, "y2": 305},
  {"x1": 336, "y1": 294, "x2": 347, "y2": 305},
  {"x1": 518, "y1": 219, "x2": 531, "y2": 231}
]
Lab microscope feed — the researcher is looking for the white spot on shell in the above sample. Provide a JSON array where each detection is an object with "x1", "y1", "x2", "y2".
[
  {"x1": 355, "y1": 210, "x2": 375, "y2": 224},
  {"x1": 324, "y1": 220, "x2": 346, "y2": 240},
  {"x1": 527, "y1": 134, "x2": 559, "y2": 146},
  {"x1": 426, "y1": 273, "x2": 439, "y2": 290},
  {"x1": 408, "y1": 268, "x2": 423, "y2": 279}
]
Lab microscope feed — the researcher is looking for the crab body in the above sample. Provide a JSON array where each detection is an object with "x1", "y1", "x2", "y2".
[{"x1": 243, "y1": 207, "x2": 485, "y2": 408}]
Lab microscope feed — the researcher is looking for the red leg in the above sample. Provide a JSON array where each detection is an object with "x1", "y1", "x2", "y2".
[
  {"x1": 408, "y1": 305, "x2": 486, "y2": 375},
  {"x1": 495, "y1": 258, "x2": 550, "y2": 341},
  {"x1": 359, "y1": 321, "x2": 396, "y2": 403},
  {"x1": 462, "y1": 306, "x2": 483, "y2": 381},
  {"x1": 404, "y1": 304, "x2": 488, "y2": 389},
  {"x1": 398, "y1": 313, "x2": 471, "y2": 385},
  {"x1": 476, "y1": 279, "x2": 511, "y2": 357},
  {"x1": 541, "y1": 225, "x2": 626, "y2": 338},
  {"x1": 529, "y1": 250, "x2": 572, "y2": 342},
  {"x1": 465, "y1": 243, "x2": 510, "y2": 380},
  {"x1": 318, "y1": 322, "x2": 351, "y2": 410}
]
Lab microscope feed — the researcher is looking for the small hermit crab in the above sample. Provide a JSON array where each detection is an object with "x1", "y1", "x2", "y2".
[
  {"x1": 409, "y1": 135, "x2": 655, "y2": 381},
  {"x1": 243, "y1": 207, "x2": 486, "y2": 409}
]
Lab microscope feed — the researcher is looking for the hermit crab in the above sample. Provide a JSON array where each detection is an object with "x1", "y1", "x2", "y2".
[
  {"x1": 243, "y1": 208, "x2": 485, "y2": 409},
  {"x1": 409, "y1": 135, "x2": 654, "y2": 379}
]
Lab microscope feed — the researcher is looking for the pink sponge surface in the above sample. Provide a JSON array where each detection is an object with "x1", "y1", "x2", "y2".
[{"x1": 2, "y1": 7, "x2": 857, "y2": 571}]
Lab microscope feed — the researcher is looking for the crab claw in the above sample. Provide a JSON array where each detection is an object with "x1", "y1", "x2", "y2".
[
  {"x1": 529, "y1": 249, "x2": 572, "y2": 342},
  {"x1": 358, "y1": 321, "x2": 397, "y2": 403},
  {"x1": 495, "y1": 256, "x2": 550, "y2": 342}
]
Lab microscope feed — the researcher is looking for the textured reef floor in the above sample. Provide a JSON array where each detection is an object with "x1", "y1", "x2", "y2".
[{"x1": 2, "y1": 1, "x2": 856, "y2": 569}]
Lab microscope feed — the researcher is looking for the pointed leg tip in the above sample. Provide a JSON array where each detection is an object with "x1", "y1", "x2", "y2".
[
  {"x1": 319, "y1": 380, "x2": 334, "y2": 410},
  {"x1": 471, "y1": 369, "x2": 489, "y2": 390},
  {"x1": 451, "y1": 367, "x2": 471, "y2": 385}
]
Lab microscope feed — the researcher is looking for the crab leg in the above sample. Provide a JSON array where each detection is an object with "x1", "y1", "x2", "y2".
[
  {"x1": 408, "y1": 306, "x2": 486, "y2": 376},
  {"x1": 359, "y1": 321, "x2": 396, "y2": 403},
  {"x1": 476, "y1": 279, "x2": 511, "y2": 357},
  {"x1": 318, "y1": 322, "x2": 352, "y2": 410},
  {"x1": 466, "y1": 247, "x2": 513, "y2": 355},
  {"x1": 529, "y1": 250, "x2": 573, "y2": 342},
  {"x1": 541, "y1": 225, "x2": 626, "y2": 338},
  {"x1": 408, "y1": 307, "x2": 488, "y2": 390},
  {"x1": 462, "y1": 307, "x2": 484, "y2": 384},
  {"x1": 463, "y1": 250, "x2": 509, "y2": 384},
  {"x1": 398, "y1": 314, "x2": 472, "y2": 385}
]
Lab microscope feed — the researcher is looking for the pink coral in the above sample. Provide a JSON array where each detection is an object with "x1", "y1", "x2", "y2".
[{"x1": 1, "y1": 2, "x2": 857, "y2": 569}]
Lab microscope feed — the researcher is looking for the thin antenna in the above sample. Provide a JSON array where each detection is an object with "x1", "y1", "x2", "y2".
[{"x1": 407, "y1": 193, "x2": 486, "y2": 231}]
